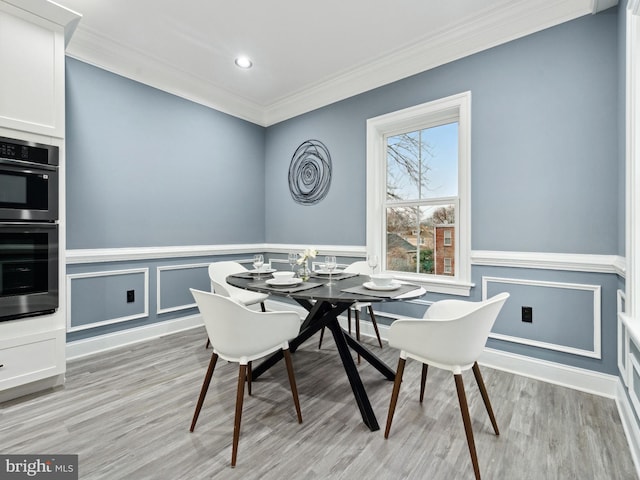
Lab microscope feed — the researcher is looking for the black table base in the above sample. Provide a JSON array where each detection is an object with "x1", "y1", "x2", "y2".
[{"x1": 251, "y1": 299, "x2": 394, "y2": 432}]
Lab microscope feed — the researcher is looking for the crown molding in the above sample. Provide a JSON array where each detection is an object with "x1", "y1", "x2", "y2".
[
  {"x1": 265, "y1": 0, "x2": 600, "y2": 125},
  {"x1": 2, "y1": 0, "x2": 81, "y2": 45},
  {"x1": 65, "y1": 26, "x2": 266, "y2": 125},
  {"x1": 62, "y1": 0, "x2": 613, "y2": 127},
  {"x1": 592, "y1": 0, "x2": 620, "y2": 13}
]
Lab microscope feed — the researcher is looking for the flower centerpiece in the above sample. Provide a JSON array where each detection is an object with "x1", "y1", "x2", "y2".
[{"x1": 297, "y1": 247, "x2": 317, "y2": 280}]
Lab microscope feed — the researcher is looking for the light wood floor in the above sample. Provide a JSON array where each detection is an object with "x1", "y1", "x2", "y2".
[{"x1": 1, "y1": 327, "x2": 637, "y2": 479}]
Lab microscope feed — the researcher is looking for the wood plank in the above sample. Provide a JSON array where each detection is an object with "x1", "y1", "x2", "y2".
[{"x1": 0, "y1": 327, "x2": 636, "y2": 479}]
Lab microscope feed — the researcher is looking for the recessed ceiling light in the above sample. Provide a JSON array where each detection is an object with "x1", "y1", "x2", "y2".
[{"x1": 234, "y1": 56, "x2": 253, "y2": 69}]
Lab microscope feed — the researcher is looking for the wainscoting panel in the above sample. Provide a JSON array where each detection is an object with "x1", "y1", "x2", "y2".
[
  {"x1": 156, "y1": 263, "x2": 210, "y2": 314},
  {"x1": 629, "y1": 353, "x2": 640, "y2": 420},
  {"x1": 483, "y1": 276, "x2": 601, "y2": 359},
  {"x1": 66, "y1": 268, "x2": 149, "y2": 332}
]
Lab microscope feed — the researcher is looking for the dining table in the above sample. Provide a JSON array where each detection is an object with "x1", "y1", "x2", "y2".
[{"x1": 226, "y1": 268, "x2": 426, "y2": 431}]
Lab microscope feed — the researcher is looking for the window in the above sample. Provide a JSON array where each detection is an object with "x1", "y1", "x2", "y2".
[
  {"x1": 444, "y1": 258, "x2": 452, "y2": 274},
  {"x1": 444, "y1": 229, "x2": 452, "y2": 246},
  {"x1": 366, "y1": 92, "x2": 472, "y2": 295}
]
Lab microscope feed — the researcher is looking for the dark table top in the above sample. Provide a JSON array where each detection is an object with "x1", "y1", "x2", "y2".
[{"x1": 227, "y1": 271, "x2": 426, "y2": 303}]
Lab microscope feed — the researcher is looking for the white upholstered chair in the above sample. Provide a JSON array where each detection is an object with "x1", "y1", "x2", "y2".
[
  {"x1": 189, "y1": 289, "x2": 303, "y2": 467},
  {"x1": 384, "y1": 292, "x2": 509, "y2": 480},
  {"x1": 318, "y1": 261, "x2": 383, "y2": 355},
  {"x1": 205, "y1": 261, "x2": 268, "y2": 348}
]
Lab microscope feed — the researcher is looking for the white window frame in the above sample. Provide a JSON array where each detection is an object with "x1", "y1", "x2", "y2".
[
  {"x1": 626, "y1": 0, "x2": 640, "y2": 321},
  {"x1": 366, "y1": 91, "x2": 472, "y2": 296}
]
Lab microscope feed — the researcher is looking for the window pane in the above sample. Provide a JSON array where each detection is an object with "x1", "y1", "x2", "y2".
[
  {"x1": 386, "y1": 122, "x2": 458, "y2": 202},
  {"x1": 386, "y1": 205, "x2": 419, "y2": 273},
  {"x1": 386, "y1": 203, "x2": 455, "y2": 276}
]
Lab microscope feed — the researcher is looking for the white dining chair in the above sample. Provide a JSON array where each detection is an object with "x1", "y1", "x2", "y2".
[
  {"x1": 384, "y1": 292, "x2": 509, "y2": 480},
  {"x1": 208, "y1": 261, "x2": 268, "y2": 310},
  {"x1": 205, "y1": 261, "x2": 269, "y2": 348},
  {"x1": 318, "y1": 261, "x2": 383, "y2": 356},
  {"x1": 189, "y1": 289, "x2": 303, "y2": 467}
]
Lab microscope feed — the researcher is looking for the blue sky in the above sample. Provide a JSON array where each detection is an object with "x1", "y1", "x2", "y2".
[{"x1": 387, "y1": 122, "x2": 458, "y2": 201}]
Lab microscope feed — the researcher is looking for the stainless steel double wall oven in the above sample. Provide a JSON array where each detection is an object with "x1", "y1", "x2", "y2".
[{"x1": 0, "y1": 136, "x2": 59, "y2": 321}]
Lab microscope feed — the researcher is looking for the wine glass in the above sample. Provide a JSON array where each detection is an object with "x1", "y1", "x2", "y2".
[
  {"x1": 325, "y1": 256, "x2": 337, "y2": 286},
  {"x1": 367, "y1": 254, "x2": 378, "y2": 274},
  {"x1": 288, "y1": 252, "x2": 298, "y2": 272},
  {"x1": 253, "y1": 254, "x2": 264, "y2": 278}
]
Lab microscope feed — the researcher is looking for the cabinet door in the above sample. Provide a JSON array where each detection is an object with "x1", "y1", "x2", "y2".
[
  {"x1": 0, "y1": 330, "x2": 65, "y2": 390},
  {"x1": 0, "y1": 5, "x2": 65, "y2": 137}
]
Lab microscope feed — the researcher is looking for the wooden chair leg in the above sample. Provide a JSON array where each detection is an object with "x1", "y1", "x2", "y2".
[
  {"x1": 348, "y1": 308, "x2": 352, "y2": 334},
  {"x1": 454, "y1": 373, "x2": 481, "y2": 480},
  {"x1": 355, "y1": 309, "x2": 361, "y2": 364},
  {"x1": 260, "y1": 302, "x2": 266, "y2": 312},
  {"x1": 247, "y1": 361, "x2": 252, "y2": 396},
  {"x1": 367, "y1": 305, "x2": 383, "y2": 348},
  {"x1": 205, "y1": 338, "x2": 211, "y2": 349},
  {"x1": 283, "y1": 348, "x2": 303, "y2": 423},
  {"x1": 472, "y1": 362, "x2": 499, "y2": 435},
  {"x1": 384, "y1": 357, "x2": 406, "y2": 438},
  {"x1": 231, "y1": 364, "x2": 247, "y2": 467},
  {"x1": 190, "y1": 352, "x2": 218, "y2": 432},
  {"x1": 318, "y1": 327, "x2": 325, "y2": 349},
  {"x1": 420, "y1": 363, "x2": 428, "y2": 403}
]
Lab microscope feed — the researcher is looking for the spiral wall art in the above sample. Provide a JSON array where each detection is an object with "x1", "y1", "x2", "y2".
[{"x1": 288, "y1": 139, "x2": 332, "y2": 205}]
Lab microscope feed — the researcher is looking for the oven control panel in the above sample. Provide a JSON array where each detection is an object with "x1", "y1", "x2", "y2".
[{"x1": 0, "y1": 136, "x2": 58, "y2": 167}]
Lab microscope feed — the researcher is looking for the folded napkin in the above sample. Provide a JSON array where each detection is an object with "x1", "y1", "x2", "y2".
[
  {"x1": 340, "y1": 283, "x2": 424, "y2": 299},
  {"x1": 229, "y1": 271, "x2": 274, "y2": 280},
  {"x1": 230, "y1": 272, "x2": 258, "y2": 278},
  {"x1": 249, "y1": 281, "x2": 323, "y2": 294},
  {"x1": 309, "y1": 272, "x2": 360, "y2": 281}
]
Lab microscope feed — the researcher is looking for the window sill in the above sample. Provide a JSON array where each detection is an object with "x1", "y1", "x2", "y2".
[{"x1": 391, "y1": 273, "x2": 474, "y2": 296}]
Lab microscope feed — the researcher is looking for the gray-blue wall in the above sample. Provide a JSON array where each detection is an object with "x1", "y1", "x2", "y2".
[
  {"x1": 619, "y1": 1, "x2": 628, "y2": 258},
  {"x1": 64, "y1": 9, "x2": 623, "y2": 376},
  {"x1": 65, "y1": 58, "x2": 266, "y2": 249},
  {"x1": 261, "y1": 9, "x2": 621, "y2": 375},
  {"x1": 265, "y1": 10, "x2": 619, "y2": 253}
]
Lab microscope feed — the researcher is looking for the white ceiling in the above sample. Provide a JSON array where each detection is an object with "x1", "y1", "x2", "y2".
[{"x1": 49, "y1": 0, "x2": 616, "y2": 126}]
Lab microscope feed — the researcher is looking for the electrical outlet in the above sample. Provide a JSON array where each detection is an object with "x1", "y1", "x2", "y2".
[
  {"x1": 522, "y1": 306, "x2": 533, "y2": 323},
  {"x1": 127, "y1": 290, "x2": 135, "y2": 303}
]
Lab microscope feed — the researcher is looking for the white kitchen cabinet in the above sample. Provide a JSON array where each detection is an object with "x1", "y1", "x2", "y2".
[
  {"x1": 0, "y1": 1, "x2": 78, "y2": 138},
  {"x1": 0, "y1": 0, "x2": 80, "y2": 401},
  {"x1": 0, "y1": 329, "x2": 65, "y2": 390}
]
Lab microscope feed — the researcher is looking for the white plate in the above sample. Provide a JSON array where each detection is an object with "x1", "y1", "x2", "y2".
[
  {"x1": 248, "y1": 268, "x2": 276, "y2": 274},
  {"x1": 363, "y1": 281, "x2": 401, "y2": 291},
  {"x1": 266, "y1": 278, "x2": 303, "y2": 287},
  {"x1": 314, "y1": 269, "x2": 343, "y2": 275}
]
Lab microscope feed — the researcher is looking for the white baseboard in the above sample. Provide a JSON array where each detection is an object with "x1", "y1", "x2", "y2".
[
  {"x1": 616, "y1": 380, "x2": 640, "y2": 479},
  {"x1": 479, "y1": 347, "x2": 618, "y2": 398},
  {"x1": 65, "y1": 314, "x2": 203, "y2": 360}
]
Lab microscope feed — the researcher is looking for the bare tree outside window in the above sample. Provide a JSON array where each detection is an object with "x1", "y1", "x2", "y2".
[{"x1": 385, "y1": 123, "x2": 458, "y2": 276}]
